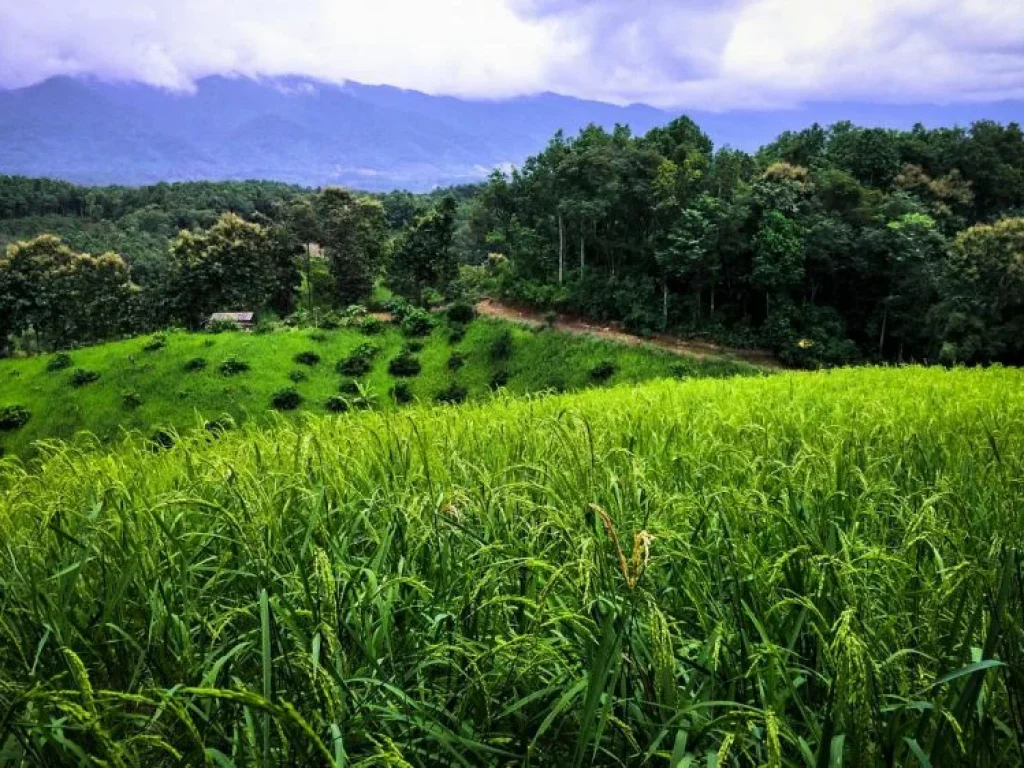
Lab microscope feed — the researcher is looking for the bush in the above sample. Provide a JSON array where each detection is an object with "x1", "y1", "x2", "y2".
[
  {"x1": 447, "y1": 353, "x2": 465, "y2": 371},
  {"x1": 324, "y1": 395, "x2": 350, "y2": 413},
  {"x1": 142, "y1": 334, "x2": 167, "y2": 352},
  {"x1": 149, "y1": 430, "x2": 175, "y2": 451},
  {"x1": 489, "y1": 369, "x2": 509, "y2": 390},
  {"x1": 388, "y1": 351, "x2": 421, "y2": 377},
  {"x1": 435, "y1": 382, "x2": 468, "y2": 405},
  {"x1": 447, "y1": 302, "x2": 476, "y2": 324},
  {"x1": 70, "y1": 368, "x2": 100, "y2": 387},
  {"x1": 184, "y1": 357, "x2": 208, "y2": 372},
  {"x1": 271, "y1": 387, "x2": 302, "y2": 411},
  {"x1": 590, "y1": 360, "x2": 617, "y2": 382},
  {"x1": 122, "y1": 392, "x2": 143, "y2": 410},
  {"x1": 391, "y1": 381, "x2": 413, "y2": 404},
  {"x1": 218, "y1": 357, "x2": 250, "y2": 376},
  {"x1": 289, "y1": 370, "x2": 309, "y2": 383},
  {"x1": 294, "y1": 350, "x2": 321, "y2": 366},
  {"x1": 46, "y1": 353, "x2": 73, "y2": 372},
  {"x1": 405, "y1": 340, "x2": 425, "y2": 353},
  {"x1": 400, "y1": 307, "x2": 435, "y2": 337},
  {"x1": 204, "y1": 418, "x2": 233, "y2": 436},
  {"x1": 338, "y1": 379, "x2": 361, "y2": 395},
  {"x1": 337, "y1": 342, "x2": 380, "y2": 377},
  {"x1": 448, "y1": 322, "x2": 466, "y2": 343},
  {"x1": 490, "y1": 329, "x2": 514, "y2": 361},
  {"x1": 360, "y1": 316, "x2": 384, "y2": 335},
  {"x1": 0, "y1": 405, "x2": 30, "y2": 431},
  {"x1": 208, "y1": 318, "x2": 240, "y2": 334}
]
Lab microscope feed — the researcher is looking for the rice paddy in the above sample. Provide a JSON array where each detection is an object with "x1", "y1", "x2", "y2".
[{"x1": 0, "y1": 366, "x2": 1022, "y2": 765}]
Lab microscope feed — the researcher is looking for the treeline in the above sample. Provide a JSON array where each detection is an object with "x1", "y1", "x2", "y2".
[
  {"x1": 463, "y1": 119, "x2": 1024, "y2": 365},
  {"x1": 0, "y1": 179, "x2": 461, "y2": 354}
]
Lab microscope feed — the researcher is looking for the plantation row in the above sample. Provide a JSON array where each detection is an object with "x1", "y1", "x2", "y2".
[
  {"x1": 0, "y1": 311, "x2": 755, "y2": 458},
  {"x1": 0, "y1": 367, "x2": 1022, "y2": 765}
]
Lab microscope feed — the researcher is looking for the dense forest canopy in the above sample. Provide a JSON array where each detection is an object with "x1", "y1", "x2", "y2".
[{"x1": 1, "y1": 116, "x2": 1023, "y2": 366}]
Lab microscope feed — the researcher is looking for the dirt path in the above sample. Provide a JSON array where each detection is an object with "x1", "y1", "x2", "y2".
[{"x1": 475, "y1": 299, "x2": 781, "y2": 368}]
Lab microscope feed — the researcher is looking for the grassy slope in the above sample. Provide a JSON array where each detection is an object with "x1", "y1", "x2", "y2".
[
  {"x1": 1, "y1": 367, "x2": 1022, "y2": 764},
  {"x1": 0, "y1": 317, "x2": 755, "y2": 457}
]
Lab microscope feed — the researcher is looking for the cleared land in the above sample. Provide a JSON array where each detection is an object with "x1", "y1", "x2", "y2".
[{"x1": 1, "y1": 366, "x2": 1021, "y2": 765}]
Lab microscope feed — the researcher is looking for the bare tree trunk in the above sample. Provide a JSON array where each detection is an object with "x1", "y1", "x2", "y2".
[{"x1": 557, "y1": 213, "x2": 564, "y2": 285}]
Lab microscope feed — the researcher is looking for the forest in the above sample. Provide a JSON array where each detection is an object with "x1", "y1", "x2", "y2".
[{"x1": 1, "y1": 117, "x2": 1023, "y2": 368}]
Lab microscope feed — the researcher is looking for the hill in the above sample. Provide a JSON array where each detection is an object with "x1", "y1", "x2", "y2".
[
  {"x1": 2, "y1": 75, "x2": 1021, "y2": 190},
  {"x1": 1, "y1": 366, "x2": 1021, "y2": 764},
  {"x1": 0, "y1": 316, "x2": 756, "y2": 458}
]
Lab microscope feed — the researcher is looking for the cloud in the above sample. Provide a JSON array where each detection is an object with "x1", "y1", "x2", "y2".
[{"x1": 1, "y1": 0, "x2": 1022, "y2": 109}]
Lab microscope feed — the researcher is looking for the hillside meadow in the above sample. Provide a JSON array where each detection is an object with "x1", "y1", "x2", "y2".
[
  {"x1": 0, "y1": 366, "x2": 1022, "y2": 765},
  {"x1": 0, "y1": 318, "x2": 754, "y2": 458}
]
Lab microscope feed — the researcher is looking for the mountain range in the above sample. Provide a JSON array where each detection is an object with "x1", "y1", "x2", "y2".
[{"x1": 1, "y1": 75, "x2": 1021, "y2": 191}]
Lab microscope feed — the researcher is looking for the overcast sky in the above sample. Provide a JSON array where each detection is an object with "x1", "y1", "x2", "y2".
[{"x1": 1, "y1": 0, "x2": 1023, "y2": 109}]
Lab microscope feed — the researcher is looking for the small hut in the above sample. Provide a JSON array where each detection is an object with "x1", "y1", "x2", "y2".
[{"x1": 207, "y1": 312, "x2": 255, "y2": 331}]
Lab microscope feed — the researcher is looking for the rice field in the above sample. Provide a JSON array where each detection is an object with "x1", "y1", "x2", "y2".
[{"x1": 0, "y1": 366, "x2": 1022, "y2": 766}]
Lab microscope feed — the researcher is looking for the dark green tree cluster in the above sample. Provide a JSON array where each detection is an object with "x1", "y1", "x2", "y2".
[{"x1": 468, "y1": 119, "x2": 1024, "y2": 365}]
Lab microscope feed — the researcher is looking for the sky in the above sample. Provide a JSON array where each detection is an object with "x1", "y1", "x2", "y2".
[{"x1": 1, "y1": 0, "x2": 1023, "y2": 110}]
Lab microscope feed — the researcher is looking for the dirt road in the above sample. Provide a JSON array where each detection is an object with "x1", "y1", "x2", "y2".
[{"x1": 475, "y1": 299, "x2": 781, "y2": 368}]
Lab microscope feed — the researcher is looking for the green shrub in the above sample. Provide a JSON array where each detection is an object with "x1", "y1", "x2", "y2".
[
  {"x1": 148, "y1": 430, "x2": 175, "y2": 451},
  {"x1": 489, "y1": 369, "x2": 509, "y2": 390},
  {"x1": 337, "y1": 342, "x2": 380, "y2": 377},
  {"x1": 388, "y1": 352, "x2": 421, "y2": 377},
  {"x1": 46, "y1": 353, "x2": 73, "y2": 372},
  {"x1": 448, "y1": 322, "x2": 466, "y2": 343},
  {"x1": 0, "y1": 405, "x2": 30, "y2": 431},
  {"x1": 338, "y1": 379, "x2": 361, "y2": 395},
  {"x1": 405, "y1": 340, "x2": 425, "y2": 353},
  {"x1": 324, "y1": 395, "x2": 350, "y2": 413},
  {"x1": 218, "y1": 358, "x2": 250, "y2": 376},
  {"x1": 271, "y1": 387, "x2": 302, "y2": 411},
  {"x1": 400, "y1": 308, "x2": 435, "y2": 337},
  {"x1": 435, "y1": 382, "x2": 468, "y2": 405},
  {"x1": 204, "y1": 418, "x2": 233, "y2": 436},
  {"x1": 70, "y1": 368, "x2": 100, "y2": 387},
  {"x1": 294, "y1": 351, "x2": 321, "y2": 366},
  {"x1": 447, "y1": 302, "x2": 476, "y2": 324},
  {"x1": 447, "y1": 353, "x2": 465, "y2": 371},
  {"x1": 590, "y1": 360, "x2": 617, "y2": 382},
  {"x1": 122, "y1": 392, "x2": 143, "y2": 410},
  {"x1": 289, "y1": 370, "x2": 309, "y2": 383},
  {"x1": 360, "y1": 316, "x2": 384, "y2": 335},
  {"x1": 184, "y1": 357, "x2": 208, "y2": 372},
  {"x1": 391, "y1": 381, "x2": 413, "y2": 404},
  {"x1": 142, "y1": 334, "x2": 167, "y2": 352},
  {"x1": 208, "y1": 318, "x2": 240, "y2": 334},
  {"x1": 490, "y1": 329, "x2": 514, "y2": 361}
]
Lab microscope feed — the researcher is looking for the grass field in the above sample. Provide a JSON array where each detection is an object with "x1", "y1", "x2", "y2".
[
  {"x1": 1, "y1": 366, "x2": 1022, "y2": 765},
  {"x1": 0, "y1": 317, "x2": 754, "y2": 458}
]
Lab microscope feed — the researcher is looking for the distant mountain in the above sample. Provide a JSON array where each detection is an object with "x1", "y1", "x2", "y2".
[{"x1": 0, "y1": 75, "x2": 1020, "y2": 191}]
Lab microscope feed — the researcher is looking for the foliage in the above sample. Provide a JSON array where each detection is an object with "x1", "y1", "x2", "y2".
[
  {"x1": 589, "y1": 360, "x2": 617, "y2": 382},
  {"x1": 447, "y1": 352, "x2": 465, "y2": 371},
  {"x1": 389, "y1": 196, "x2": 459, "y2": 304},
  {"x1": 399, "y1": 307, "x2": 435, "y2": 337},
  {"x1": 288, "y1": 369, "x2": 308, "y2": 383},
  {"x1": 324, "y1": 395, "x2": 349, "y2": 413},
  {"x1": 336, "y1": 342, "x2": 380, "y2": 377},
  {"x1": 293, "y1": 350, "x2": 321, "y2": 366},
  {"x1": 447, "y1": 301, "x2": 477, "y2": 324},
  {"x1": 490, "y1": 327, "x2": 514, "y2": 361},
  {"x1": 45, "y1": 352, "x2": 73, "y2": 372},
  {"x1": 0, "y1": 369, "x2": 1022, "y2": 764},
  {"x1": 448, "y1": 322, "x2": 467, "y2": 343},
  {"x1": 360, "y1": 316, "x2": 384, "y2": 335},
  {"x1": 207, "y1": 318, "x2": 241, "y2": 334},
  {"x1": 183, "y1": 357, "x2": 207, "y2": 372},
  {"x1": 218, "y1": 357, "x2": 250, "y2": 376},
  {"x1": 69, "y1": 368, "x2": 99, "y2": 387},
  {"x1": 121, "y1": 392, "x2": 143, "y2": 410},
  {"x1": 270, "y1": 387, "x2": 302, "y2": 411},
  {"x1": 434, "y1": 381, "x2": 468, "y2": 404},
  {"x1": 142, "y1": 334, "x2": 167, "y2": 352},
  {"x1": 388, "y1": 350, "x2": 421, "y2": 377},
  {"x1": 316, "y1": 188, "x2": 388, "y2": 307},
  {"x1": 390, "y1": 381, "x2": 413, "y2": 404},
  {"x1": 0, "y1": 404, "x2": 30, "y2": 430}
]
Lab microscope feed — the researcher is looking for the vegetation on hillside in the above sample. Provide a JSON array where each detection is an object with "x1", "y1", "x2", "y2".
[
  {"x1": 1, "y1": 367, "x2": 1021, "y2": 764},
  {"x1": 0, "y1": 317, "x2": 752, "y2": 458}
]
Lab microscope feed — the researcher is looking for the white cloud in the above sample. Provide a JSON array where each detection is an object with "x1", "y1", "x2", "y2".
[{"x1": 0, "y1": 0, "x2": 1022, "y2": 109}]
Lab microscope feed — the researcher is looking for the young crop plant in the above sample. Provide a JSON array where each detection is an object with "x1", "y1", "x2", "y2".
[
  {"x1": 271, "y1": 387, "x2": 302, "y2": 411},
  {"x1": 294, "y1": 350, "x2": 321, "y2": 366},
  {"x1": 69, "y1": 368, "x2": 100, "y2": 387},
  {"x1": 122, "y1": 392, "x2": 143, "y2": 410},
  {"x1": 142, "y1": 334, "x2": 167, "y2": 352},
  {"x1": 183, "y1": 357, "x2": 208, "y2": 372},
  {"x1": 288, "y1": 369, "x2": 309, "y2": 383},
  {"x1": 435, "y1": 381, "x2": 468, "y2": 404},
  {"x1": 447, "y1": 352, "x2": 465, "y2": 371},
  {"x1": 590, "y1": 360, "x2": 617, "y2": 382},
  {"x1": 400, "y1": 307, "x2": 435, "y2": 337},
  {"x1": 46, "y1": 353, "x2": 73, "y2": 372},
  {"x1": 447, "y1": 302, "x2": 476, "y2": 324},
  {"x1": 218, "y1": 357, "x2": 250, "y2": 376},
  {"x1": 388, "y1": 350, "x2": 421, "y2": 377},
  {"x1": 0, "y1": 405, "x2": 30, "y2": 430},
  {"x1": 337, "y1": 342, "x2": 380, "y2": 376},
  {"x1": 391, "y1": 381, "x2": 413, "y2": 404},
  {"x1": 324, "y1": 395, "x2": 350, "y2": 413}
]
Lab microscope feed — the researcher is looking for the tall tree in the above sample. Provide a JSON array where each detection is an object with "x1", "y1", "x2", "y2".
[
  {"x1": 390, "y1": 196, "x2": 458, "y2": 304},
  {"x1": 317, "y1": 188, "x2": 388, "y2": 307}
]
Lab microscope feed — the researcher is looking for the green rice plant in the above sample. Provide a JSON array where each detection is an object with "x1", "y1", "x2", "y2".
[{"x1": 0, "y1": 368, "x2": 1020, "y2": 765}]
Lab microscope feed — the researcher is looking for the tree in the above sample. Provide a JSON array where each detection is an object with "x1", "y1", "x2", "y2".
[
  {"x1": 317, "y1": 188, "x2": 388, "y2": 307},
  {"x1": 390, "y1": 196, "x2": 458, "y2": 304},
  {"x1": 934, "y1": 218, "x2": 1024, "y2": 364},
  {"x1": 0, "y1": 235, "x2": 136, "y2": 350},
  {"x1": 168, "y1": 213, "x2": 282, "y2": 327},
  {"x1": 752, "y1": 211, "x2": 804, "y2": 322}
]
